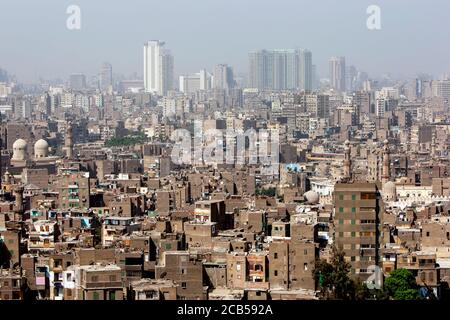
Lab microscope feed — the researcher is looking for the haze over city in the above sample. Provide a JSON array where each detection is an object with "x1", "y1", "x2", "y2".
[{"x1": 1, "y1": 0, "x2": 450, "y2": 82}]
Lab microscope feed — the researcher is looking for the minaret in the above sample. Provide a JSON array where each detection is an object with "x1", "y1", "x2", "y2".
[
  {"x1": 381, "y1": 139, "x2": 390, "y2": 185},
  {"x1": 343, "y1": 140, "x2": 352, "y2": 181},
  {"x1": 431, "y1": 128, "x2": 436, "y2": 158},
  {"x1": 65, "y1": 122, "x2": 74, "y2": 159},
  {"x1": 13, "y1": 186, "x2": 24, "y2": 213}
]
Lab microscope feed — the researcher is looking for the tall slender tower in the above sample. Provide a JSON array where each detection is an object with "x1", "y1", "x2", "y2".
[
  {"x1": 144, "y1": 40, "x2": 174, "y2": 95},
  {"x1": 343, "y1": 140, "x2": 352, "y2": 181},
  {"x1": 100, "y1": 62, "x2": 113, "y2": 91},
  {"x1": 65, "y1": 122, "x2": 73, "y2": 159},
  {"x1": 299, "y1": 49, "x2": 313, "y2": 91},
  {"x1": 329, "y1": 56, "x2": 346, "y2": 92},
  {"x1": 13, "y1": 186, "x2": 24, "y2": 213},
  {"x1": 381, "y1": 139, "x2": 390, "y2": 185}
]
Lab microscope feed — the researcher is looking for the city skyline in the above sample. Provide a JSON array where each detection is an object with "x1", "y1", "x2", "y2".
[{"x1": 1, "y1": 0, "x2": 450, "y2": 82}]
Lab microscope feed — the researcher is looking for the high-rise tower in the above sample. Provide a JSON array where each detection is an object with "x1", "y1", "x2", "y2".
[
  {"x1": 144, "y1": 40, "x2": 174, "y2": 95},
  {"x1": 329, "y1": 56, "x2": 346, "y2": 92}
]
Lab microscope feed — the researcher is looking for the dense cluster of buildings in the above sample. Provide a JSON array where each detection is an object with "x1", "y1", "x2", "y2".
[{"x1": 2, "y1": 42, "x2": 450, "y2": 301}]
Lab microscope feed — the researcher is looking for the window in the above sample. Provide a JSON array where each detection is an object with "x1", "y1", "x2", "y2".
[
  {"x1": 93, "y1": 292, "x2": 99, "y2": 300},
  {"x1": 304, "y1": 249, "x2": 308, "y2": 255},
  {"x1": 339, "y1": 219, "x2": 343, "y2": 225},
  {"x1": 339, "y1": 195, "x2": 344, "y2": 200},
  {"x1": 351, "y1": 207, "x2": 356, "y2": 213},
  {"x1": 351, "y1": 256, "x2": 356, "y2": 262},
  {"x1": 351, "y1": 219, "x2": 355, "y2": 225},
  {"x1": 13, "y1": 279, "x2": 20, "y2": 288},
  {"x1": 361, "y1": 193, "x2": 376, "y2": 200},
  {"x1": 274, "y1": 270, "x2": 278, "y2": 276},
  {"x1": 110, "y1": 291, "x2": 116, "y2": 300},
  {"x1": 426, "y1": 232, "x2": 430, "y2": 237},
  {"x1": 274, "y1": 253, "x2": 278, "y2": 259},
  {"x1": 304, "y1": 263, "x2": 308, "y2": 271},
  {"x1": 181, "y1": 282, "x2": 187, "y2": 289},
  {"x1": 351, "y1": 194, "x2": 356, "y2": 201},
  {"x1": 339, "y1": 207, "x2": 344, "y2": 213},
  {"x1": 351, "y1": 232, "x2": 356, "y2": 237}
]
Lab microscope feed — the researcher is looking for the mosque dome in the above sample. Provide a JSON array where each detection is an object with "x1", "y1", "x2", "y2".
[
  {"x1": 12, "y1": 139, "x2": 27, "y2": 161},
  {"x1": 34, "y1": 139, "x2": 49, "y2": 158},
  {"x1": 303, "y1": 190, "x2": 320, "y2": 204}
]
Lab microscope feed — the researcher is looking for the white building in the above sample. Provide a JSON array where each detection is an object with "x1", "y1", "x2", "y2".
[
  {"x1": 329, "y1": 56, "x2": 346, "y2": 92},
  {"x1": 144, "y1": 40, "x2": 174, "y2": 95}
]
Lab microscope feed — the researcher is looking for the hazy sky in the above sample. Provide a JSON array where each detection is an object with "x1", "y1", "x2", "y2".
[{"x1": 1, "y1": 0, "x2": 450, "y2": 82}]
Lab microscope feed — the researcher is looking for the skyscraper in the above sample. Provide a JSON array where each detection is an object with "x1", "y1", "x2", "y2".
[
  {"x1": 144, "y1": 40, "x2": 174, "y2": 95},
  {"x1": 69, "y1": 74, "x2": 86, "y2": 91},
  {"x1": 329, "y1": 56, "x2": 346, "y2": 92},
  {"x1": 248, "y1": 49, "x2": 312, "y2": 91},
  {"x1": 213, "y1": 64, "x2": 234, "y2": 91},
  {"x1": 100, "y1": 62, "x2": 113, "y2": 91},
  {"x1": 299, "y1": 49, "x2": 313, "y2": 92}
]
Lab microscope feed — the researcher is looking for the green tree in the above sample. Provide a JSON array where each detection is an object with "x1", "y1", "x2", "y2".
[
  {"x1": 314, "y1": 246, "x2": 356, "y2": 300},
  {"x1": 314, "y1": 246, "x2": 390, "y2": 300},
  {"x1": 384, "y1": 268, "x2": 420, "y2": 300},
  {"x1": 256, "y1": 187, "x2": 276, "y2": 197}
]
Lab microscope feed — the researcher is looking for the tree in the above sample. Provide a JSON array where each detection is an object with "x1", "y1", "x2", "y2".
[
  {"x1": 384, "y1": 268, "x2": 420, "y2": 300},
  {"x1": 314, "y1": 246, "x2": 389, "y2": 300},
  {"x1": 256, "y1": 187, "x2": 276, "y2": 197},
  {"x1": 314, "y1": 246, "x2": 357, "y2": 300}
]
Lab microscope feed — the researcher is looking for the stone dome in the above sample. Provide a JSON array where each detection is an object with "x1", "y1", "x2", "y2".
[
  {"x1": 303, "y1": 190, "x2": 320, "y2": 204},
  {"x1": 12, "y1": 139, "x2": 27, "y2": 161},
  {"x1": 34, "y1": 139, "x2": 49, "y2": 158}
]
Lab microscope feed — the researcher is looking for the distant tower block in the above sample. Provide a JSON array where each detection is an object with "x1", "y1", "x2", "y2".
[
  {"x1": 65, "y1": 122, "x2": 74, "y2": 159},
  {"x1": 343, "y1": 140, "x2": 352, "y2": 181},
  {"x1": 381, "y1": 139, "x2": 390, "y2": 185}
]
